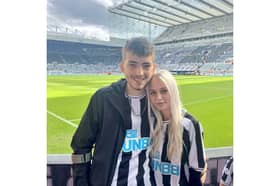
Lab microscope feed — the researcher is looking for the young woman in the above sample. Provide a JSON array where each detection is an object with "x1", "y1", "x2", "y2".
[{"x1": 147, "y1": 70, "x2": 207, "y2": 186}]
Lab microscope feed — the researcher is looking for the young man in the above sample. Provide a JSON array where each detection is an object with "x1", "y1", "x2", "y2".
[{"x1": 71, "y1": 37, "x2": 156, "y2": 186}]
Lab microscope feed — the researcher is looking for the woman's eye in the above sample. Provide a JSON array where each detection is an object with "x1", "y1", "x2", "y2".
[
  {"x1": 160, "y1": 89, "x2": 168, "y2": 94},
  {"x1": 150, "y1": 91, "x2": 156, "y2": 96}
]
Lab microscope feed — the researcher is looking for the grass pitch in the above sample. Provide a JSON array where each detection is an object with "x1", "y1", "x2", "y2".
[{"x1": 47, "y1": 75, "x2": 233, "y2": 154}]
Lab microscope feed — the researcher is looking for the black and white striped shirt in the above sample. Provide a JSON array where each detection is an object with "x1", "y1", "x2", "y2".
[
  {"x1": 220, "y1": 157, "x2": 233, "y2": 186},
  {"x1": 111, "y1": 95, "x2": 155, "y2": 186},
  {"x1": 151, "y1": 117, "x2": 206, "y2": 185}
]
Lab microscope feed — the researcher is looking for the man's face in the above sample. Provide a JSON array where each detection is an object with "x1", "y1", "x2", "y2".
[{"x1": 120, "y1": 51, "x2": 155, "y2": 96}]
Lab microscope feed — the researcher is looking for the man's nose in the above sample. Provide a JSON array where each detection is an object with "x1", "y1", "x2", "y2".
[{"x1": 134, "y1": 65, "x2": 144, "y2": 76}]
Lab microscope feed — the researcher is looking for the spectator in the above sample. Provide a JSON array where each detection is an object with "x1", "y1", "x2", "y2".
[
  {"x1": 147, "y1": 69, "x2": 207, "y2": 185},
  {"x1": 219, "y1": 156, "x2": 233, "y2": 186},
  {"x1": 71, "y1": 37, "x2": 156, "y2": 186}
]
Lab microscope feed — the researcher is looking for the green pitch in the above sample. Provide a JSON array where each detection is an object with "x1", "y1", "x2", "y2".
[{"x1": 47, "y1": 75, "x2": 233, "y2": 154}]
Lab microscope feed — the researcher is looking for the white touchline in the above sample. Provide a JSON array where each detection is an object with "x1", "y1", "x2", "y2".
[
  {"x1": 69, "y1": 118, "x2": 81, "y2": 122},
  {"x1": 47, "y1": 110, "x2": 78, "y2": 128}
]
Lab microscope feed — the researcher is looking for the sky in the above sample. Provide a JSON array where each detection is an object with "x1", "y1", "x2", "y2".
[{"x1": 47, "y1": 0, "x2": 123, "y2": 40}]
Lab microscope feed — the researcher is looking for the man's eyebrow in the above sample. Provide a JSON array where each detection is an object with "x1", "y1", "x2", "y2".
[{"x1": 128, "y1": 60, "x2": 137, "y2": 63}]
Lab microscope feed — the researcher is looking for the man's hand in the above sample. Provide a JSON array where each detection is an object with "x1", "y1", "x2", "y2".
[{"x1": 200, "y1": 159, "x2": 208, "y2": 185}]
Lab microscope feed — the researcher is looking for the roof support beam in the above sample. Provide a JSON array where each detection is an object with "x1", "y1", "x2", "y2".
[
  {"x1": 221, "y1": 0, "x2": 233, "y2": 8},
  {"x1": 132, "y1": 0, "x2": 192, "y2": 22},
  {"x1": 150, "y1": 0, "x2": 204, "y2": 20},
  {"x1": 115, "y1": 7, "x2": 177, "y2": 26},
  {"x1": 109, "y1": 10, "x2": 171, "y2": 27},
  {"x1": 200, "y1": 0, "x2": 229, "y2": 15},
  {"x1": 124, "y1": 4, "x2": 184, "y2": 24},
  {"x1": 109, "y1": 0, "x2": 233, "y2": 27},
  {"x1": 179, "y1": 1, "x2": 215, "y2": 17}
]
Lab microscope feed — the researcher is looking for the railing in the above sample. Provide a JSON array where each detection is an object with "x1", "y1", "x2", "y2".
[{"x1": 47, "y1": 146, "x2": 233, "y2": 186}]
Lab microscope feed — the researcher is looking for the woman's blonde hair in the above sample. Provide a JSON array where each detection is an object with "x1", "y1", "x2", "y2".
[{"x1": 147, "y1": 70, "x2": 183, "y2": 161}]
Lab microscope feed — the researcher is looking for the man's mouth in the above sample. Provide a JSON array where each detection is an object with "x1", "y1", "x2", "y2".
[{"x1": 133, "y1": 77, "x2": 145, "y2": 82}]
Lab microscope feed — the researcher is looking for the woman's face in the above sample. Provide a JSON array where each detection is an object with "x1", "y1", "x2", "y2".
[{"x1": 148, "y1": 76, "x2": 171, "y2": 118}]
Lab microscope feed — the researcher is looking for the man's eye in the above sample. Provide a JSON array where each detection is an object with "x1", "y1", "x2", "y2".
[
  {"x1": 143, "y1": 63, "x2": 151, "y2": 69},
  {"x1": 128, "y1": 63, "x2": 137, "y2": 67}
]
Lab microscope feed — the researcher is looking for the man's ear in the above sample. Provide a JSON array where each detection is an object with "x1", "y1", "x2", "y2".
[
  {"x1": 119, "y1": 62, "x2": 124, "y2": 73},
  {"x1": 153, "y1": 63, "x2": 157, "y2": 72}
]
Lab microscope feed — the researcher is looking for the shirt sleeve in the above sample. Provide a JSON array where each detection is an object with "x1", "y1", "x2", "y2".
[{"x1": 188, "y1": 121, "x2": 206, "y2": 172}]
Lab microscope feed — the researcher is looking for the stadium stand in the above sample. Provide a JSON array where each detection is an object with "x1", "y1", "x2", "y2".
[
  {"x1": 154, "y1": 15, "x2": 233, "y2": 44},
  {"x1": 47, "y1": 36, "x2": 233, "y2": 76},
  {"x1": 154, "y1": 37, "x2": 233, "y2": 76},
  {"x1": 150, "y1": 14, "x2": 233, "y2": 76},
  {"x1": 47, "y1": 14, "x2": 233, "y2": 76},
  {"x1": 47, "y1": 39, "x2": 122, "y2": 74},
  {"x1": 47, "y1": 30, "x2": 126, "y2": 47}
]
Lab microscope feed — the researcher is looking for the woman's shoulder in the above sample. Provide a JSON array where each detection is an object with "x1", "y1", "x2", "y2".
[{"x1": 181, "y1": 112, "x2": 200, "y2": 131}]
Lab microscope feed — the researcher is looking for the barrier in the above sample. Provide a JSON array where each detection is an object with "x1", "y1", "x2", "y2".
[{"x1": 47, "y1": 146, "x2": 232, "y2": 186}]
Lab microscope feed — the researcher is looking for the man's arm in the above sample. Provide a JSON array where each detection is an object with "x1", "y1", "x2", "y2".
[
  {"x1": 200, "y1": 158, "x2": 208, "y2": 185},
  {"x1": 71, "y1": 93, "x2": 101, "y2": 186}
]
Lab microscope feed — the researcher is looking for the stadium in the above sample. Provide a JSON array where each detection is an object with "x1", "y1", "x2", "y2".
[{"x1": 47, "y1": 0, "x2": 233, "y2": 185}]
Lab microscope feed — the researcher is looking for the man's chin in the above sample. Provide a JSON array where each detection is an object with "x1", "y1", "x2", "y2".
[
  {"x1": 134, "y1": 86, "x2": 145, "y2": 91},
  {"x1": 132, "y1": 82, "x2": 146, "y2": 90}
]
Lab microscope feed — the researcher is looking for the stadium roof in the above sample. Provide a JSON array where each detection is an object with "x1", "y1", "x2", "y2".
[{"x1": 109, "y1": 0, "x2": 233, "y2": 27}]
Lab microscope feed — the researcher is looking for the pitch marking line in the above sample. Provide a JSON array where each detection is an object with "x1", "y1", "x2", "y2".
[
  {"x1": 69, "y1": 118, "x2": 81, "y2": 122},
  {"x1": 47, "y1": 110, "x2": 78, "y2": 128},
  {"x1": 185, "y1": 95, "x2": 232, "y2": 106}
]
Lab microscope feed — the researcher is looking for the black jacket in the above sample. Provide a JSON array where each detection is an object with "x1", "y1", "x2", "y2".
[{"x1": 71, "y1": 79, "x2": 150, "y2": 186}]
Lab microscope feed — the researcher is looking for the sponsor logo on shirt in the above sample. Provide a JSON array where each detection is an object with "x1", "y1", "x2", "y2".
[
  {"x1": 151, "y1": 151, "x2": 180, "y2": 176},
  {"x1": 122, "y1": 129, "x2": 150, "y2": 152}
]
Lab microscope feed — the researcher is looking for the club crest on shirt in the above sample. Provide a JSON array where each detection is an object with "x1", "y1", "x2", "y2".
[{"x1": 122, "y1": 129, "x2": 150, "y2": 152}]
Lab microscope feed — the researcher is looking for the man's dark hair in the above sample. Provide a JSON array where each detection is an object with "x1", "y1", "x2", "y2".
[{"x1": 122, "y1": 37, "x2": 155, "y2": 62}]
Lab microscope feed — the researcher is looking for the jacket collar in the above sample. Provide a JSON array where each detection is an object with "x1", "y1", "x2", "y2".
[
  {"x1": 107, "y1": 79, "x2": 148, "y2": 127},
  {"x1": 107, "y1": 79, "x2": 131, "y2": 125}
]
